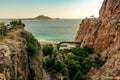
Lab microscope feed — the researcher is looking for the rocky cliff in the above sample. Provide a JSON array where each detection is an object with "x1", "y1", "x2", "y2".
[
  {"x1": 75, "y1": 0, "x2": 120, "y2": 79},
  {"x1": 99, "y1": 0, "x2": 120, "y2": 18},
  {"x1": 0, "y1": 29, "x2": 43, "y2": 80}
]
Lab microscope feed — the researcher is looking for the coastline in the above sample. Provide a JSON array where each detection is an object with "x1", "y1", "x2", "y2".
[{"x1": 38, "y1": 39, "x2": 58, "y2": 47}]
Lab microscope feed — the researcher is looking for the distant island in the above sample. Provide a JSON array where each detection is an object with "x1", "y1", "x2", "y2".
[
  {"x1": 22, "y1": 15, "x2": 53, "y2": 21},
  {"x1": 34, "y1": 15, "x2": 52, "y2": 20}
]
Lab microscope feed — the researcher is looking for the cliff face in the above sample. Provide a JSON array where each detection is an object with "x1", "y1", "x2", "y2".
[
  {"x1": 99, "y1": 0, "x2": 120, "y2": 18},
  {"x1": 0, "y1": 29, "x2": 43, "y2": 80},
  {"x1": 75, "y1": 18, "x2": 120, "y2": 54},
  {"x1": 75, "y1": 0, "x2": 120, "y2": 79}
]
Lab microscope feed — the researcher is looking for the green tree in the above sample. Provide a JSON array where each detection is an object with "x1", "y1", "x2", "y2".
[
  {"x1": 42, "y1": 44, "x2": 54, "y2": 56},
  {"x1": 82, "y1": 46, "x2": 94, "y2": 54},
  {"x1": 43, "y1": 57, "x2": 55, "y2": 71},
  {"x1": 26, "y1": 36, "x2": 38, "y2": 57},
  {"x1": 54, "y1": 60, "x2": 65, "y2": 72},
  {"x1": 73, "y1": 71, "x2": 90, "y2": 80},
  {"x1": 10, "y1": 19, "x2": 25, "y2": 29},
  {"x1": 94, "y1": 56, "x2": 106, "y2": 69},
  {"x1": 72, "y1": 48, "x2": 89, "y2": 58},
  {"x1": 65, "y1": 59, "x2": 80, "y2": 79}
]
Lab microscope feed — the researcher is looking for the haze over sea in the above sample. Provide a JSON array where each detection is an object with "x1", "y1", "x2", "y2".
[{"x1": 24, "y1": 19, "x2": 81, "y2": 42}]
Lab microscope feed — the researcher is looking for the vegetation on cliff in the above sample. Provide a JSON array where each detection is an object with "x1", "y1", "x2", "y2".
[
  {"x1": 75, "y1": 0, "x2": 120, "y2": 79},
  {"x1": 0, "y1": 20, "x2": 43, "y2": 80},
  {"x1": 0, "y1": 19, "x2": 25, "y2": 37},
  {"x1": 42, "y1": 44, "x2": 106, "y2": 80},
  {"x1": 26, "y1": 36, "x2": 38, "y2": 57}
]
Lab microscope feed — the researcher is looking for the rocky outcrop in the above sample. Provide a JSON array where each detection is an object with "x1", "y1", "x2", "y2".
[
  {"x1": 0, "y1": 29, "x2": 43, "y2": 80},
  {"x1": 75, "y1": 0, "x2": 120, "y2": 79},
  {"x1": 75, "y1": 18, "x2": 120, "y2": 54},
  {"x1": 99, "y1": 0, "x2": 120, "y2": 18}
]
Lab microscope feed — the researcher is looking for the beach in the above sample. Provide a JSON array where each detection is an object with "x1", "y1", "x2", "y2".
[{"x1": 38, "y1": 40, "x2": 58, "y2": 48}]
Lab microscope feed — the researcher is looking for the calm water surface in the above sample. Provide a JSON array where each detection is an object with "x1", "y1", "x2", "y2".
[{"x1": 24, "y1": 19, "x2": 81, "y2": 42}]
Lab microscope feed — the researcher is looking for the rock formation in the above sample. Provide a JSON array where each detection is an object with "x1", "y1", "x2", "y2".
[
  {"x1": 99, "y1": 0, "x2": 120, "y2": 18},
  {"x1": 75, "y1": 0, "x2": 120, "y2": 79},
  {"x1": 0, "y1": 29, "x2": 43, "y2": 80}
]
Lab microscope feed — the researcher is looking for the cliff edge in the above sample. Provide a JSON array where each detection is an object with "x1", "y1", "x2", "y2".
[
  {"x1": 75, "y1": 0, "x2": 120, "y2": 79},
  {"x1": 0, "y1": 29, "x2": 43, "y2": 80}
]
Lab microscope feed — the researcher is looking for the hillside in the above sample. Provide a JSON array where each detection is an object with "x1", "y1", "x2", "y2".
[
  {"x1": 0, "y1": 21, "x2": 43, "y2": 80},
  {"x1": 75, "y1": 0, "x2": 120, "y2": 79}
]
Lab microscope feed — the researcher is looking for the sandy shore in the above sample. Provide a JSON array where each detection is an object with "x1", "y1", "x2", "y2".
[{"x1": 38, "y1": 40, "x2": 58, "y2": 47}]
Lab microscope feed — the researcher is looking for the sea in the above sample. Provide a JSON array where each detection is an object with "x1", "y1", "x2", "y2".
[
  {"x1": 24, "y1": 19, "x2": 82, "y2": 42},
  {"x1": 0, "y1": 19, "x2": 82, "y2": 42}
]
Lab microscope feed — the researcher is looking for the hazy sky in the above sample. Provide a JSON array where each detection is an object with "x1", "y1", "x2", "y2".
[{"x1": 0, "y1": 0, "x2": 103, "y2": 18}]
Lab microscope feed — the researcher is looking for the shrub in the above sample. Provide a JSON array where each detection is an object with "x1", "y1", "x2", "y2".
[
  {"x1": 42, "y1": 44, "x2": 54, "y2": 56},
  {"x1": 10, "y1": 19, "x2": 25, "y2": 29},
  {"x1": 81, "y1": 60, "x2": 92, "y2": 74},
  {"x1": 72, "y1": 48, "x2": 89, "y2": 58},
  {"x1": 94, "y1": 56, "x2": 106, "y2": 69},
  {"x1": 43, "y1": 45, "x2": 105, "y2": 80},
  {"x1": 26, "y1": 36, "x2": 38, "y2": 57},
  {"x1": 54, "y1": 60, "x2": 65, "y2": 72},
  {"x1": 73, "y1": 71, "x2": 90, "y2": 80},
  {"x1": 82, "y1": 46, "x2": 94, "y2": 54},
  {"x1": 65, "y1": 59, "x2": 80, "y2": 79},
  {"x1": 43, "y1": 57, "x2": 55, "y2": 71},
  {"x1": 27, "y1": 42, "x2": 38, "y2": 57},
  {"x1": 93, "y1": 54, "x2": 106, "y2": 69},
  {"x1": 62, "y1": 67, "x2": 69, "y2": 77}
]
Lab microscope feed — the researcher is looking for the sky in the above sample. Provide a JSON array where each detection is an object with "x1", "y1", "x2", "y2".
[{"x1": 0, "y1": 0, "x2": 103, "y2": 19}]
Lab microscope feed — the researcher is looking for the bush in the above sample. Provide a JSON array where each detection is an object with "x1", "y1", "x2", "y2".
[
  {"x1": 73, "y1": 71, "x2": 90, "y2": 80},
  {"x1": 65, "y1": 59, "x2": 80, "y2": 79},
  {"x1": 26, "y1": 36, "x2": 38, "y2": 57},
  {"x1": 54, "y1": 60, "x2": 65, "y2": 72},
  {"x1": 72, "y1": 48, "x2": 89, "y2": 58},
  {"x1": 82, "y1": 46, "x2": 94, "y2": 54},
  {"x1": 27, "y1": 42, "x2": 38, "y2": 57},
  {"x1": 93, "y1": 54, "x2": 106, "y2": 69},
  {"x1": 43, "y1": 45, "x2": 106, "y2": 80},
  {"x1": 43, "y1": 57, "x2": 55, "y2": 71},
  {"x1": 81, "y1": 60, "x2": 92, "y2": 74},
  {"x1": 94, "y1": 56, "x2": 106, "y2": 69},
  {"x1": 10, "y1": 19, "x2": 25, "y2": 29},
  {"x1": 42, "y1": 44, "x2": 54, "y2": 56}
]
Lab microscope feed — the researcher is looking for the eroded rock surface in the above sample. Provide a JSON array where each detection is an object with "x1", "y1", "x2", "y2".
[
  {"x1": 75, "y1": 0, "x2": 120, "y2": 79},
  {"x1": 0, "y1": 29, "x2": 43, "y2": 80},
  {"x1": 99, "y1": 0, "x2": 120, "y2": 18}
]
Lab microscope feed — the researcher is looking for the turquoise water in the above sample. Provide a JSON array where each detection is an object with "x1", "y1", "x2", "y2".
[{"x1": 24, "y1": 19, "x2": 81, "y2": 42}]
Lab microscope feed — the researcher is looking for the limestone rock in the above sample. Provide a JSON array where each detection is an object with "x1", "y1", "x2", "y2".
[
  {"x1": 75, "y1": 0, "x2": 120, "y2": 79},
  {"x1": 0, "y1": 29, "x2": 43, "y2": 80},
  {"x1": 75, "y1": 18, "x2": 120, "y2": 54},
  {"x1": 99, "y1": 0, "x2": 120, "y2": 18}
]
